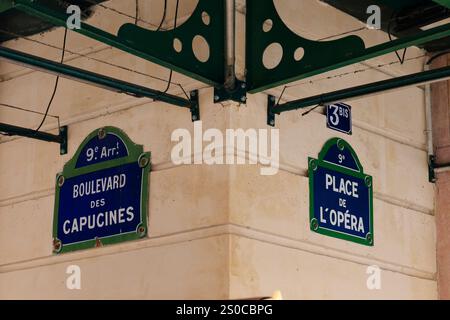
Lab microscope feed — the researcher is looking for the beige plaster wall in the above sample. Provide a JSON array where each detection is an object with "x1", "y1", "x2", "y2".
[{"x1": 0, "y1": 0, "x2": 437, "y2": 299}]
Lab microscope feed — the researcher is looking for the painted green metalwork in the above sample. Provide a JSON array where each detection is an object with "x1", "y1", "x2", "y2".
[
  {"x1": 247, "y1": 0, "x2": 450, "y2": 93},
  {"x1": 118, "y1": 0, "x2": 225, "y2": 86},
  {"x1": 268, "y1": 64, "x2": 450, "y2": 126},
  {"x1": 52, "y1": 127, "x2": 151, "y2": 254},
  {"x1": 0, "y1": 0, "x2": 12, "y2": 13},
  {"x1": 8, "y1": 0, "x2": 225, "y2": 86},
  {"x1": 0, "y1": 123, "x2": 67, "y2": 155},
  {"x1": 309, "y1": 138, "x2": 374, "y2": 246},
  {"x1": 213, "y1": 79, "x2": 247, "y2": 104},
  {"x1": 0, "y1": 45, "x2": 191, "y2": 107},
  {"x1": 433, "y1": 0, "x2": 450, "y2": 9}
]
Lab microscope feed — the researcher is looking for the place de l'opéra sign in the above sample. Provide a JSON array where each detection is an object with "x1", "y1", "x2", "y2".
[{"x1": 309, "y1": 138, "x2": 374, "y2": 246}]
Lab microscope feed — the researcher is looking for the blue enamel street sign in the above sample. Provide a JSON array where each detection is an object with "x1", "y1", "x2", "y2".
[
  {"x1": 309, "y1": 138, "x2": 373, "y2": 246},
  {"x1": 53, "y1": 127, "x2": 151, "y2": 254},
  {"x1": 326, "y1": 103, "x2": 352, "y2": 135}
]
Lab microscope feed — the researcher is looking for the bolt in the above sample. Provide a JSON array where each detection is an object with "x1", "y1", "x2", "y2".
[
  {"x1": 139, "y1": 155, "x2": 149, "y2": 168},
  {"x1": 241, "y1": 83, "x2": 246, "y2": 89},
  {"x1": 214, "y1": 95, "x2": 220, "y2": 101},
  {"x1": 53, "y1": 239, "x2": 62, "y2": 253},
  {"x1": 190, "y1": 91, "x2": 196, "y2": 97},
  {"x1": 270, "y1": 96, "x2": 276, "y2": 102},
  {"x1": 98, "y1": 128, "x2": 106, "y2": 140},
  {"x1": 269, "y1": 119, "x2": 275, "y2": 126},
  {"x1": 241, "y1": 96, "x2": 247, "y2": 103},
  {"x1": 57, "y1": 175, "x2": 65, "y2": 187},
  {"x1": 192, "y1": 115, "x2": 198, "y2": 121}
]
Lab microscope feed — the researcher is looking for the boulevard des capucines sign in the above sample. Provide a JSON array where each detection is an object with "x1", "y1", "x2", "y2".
[{"x1": 52, "y1": 127, "x2": 150, "y2": 254}]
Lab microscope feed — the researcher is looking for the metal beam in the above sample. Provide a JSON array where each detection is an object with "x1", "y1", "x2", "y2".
[
  {"x1": 0, "y1": 45, "x2": 191, "y2": 108},
  {"x1": 247, "y1": 0, "x2": 450, "y2": 93},
  {"x1": 7, "y1": 0, "x2": 224, "y2": 86},
  {"x1": 224, "y1": 0, "x2": 236, "y2": 91},
  {"x1": 269, "y1": 65, "x2": 450, "y2": 125},
  {"x1": 0, "y1": 123, "x2": 68, "y2": 154}
]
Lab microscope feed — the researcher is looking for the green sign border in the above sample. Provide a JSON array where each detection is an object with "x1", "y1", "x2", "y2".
[
  {"x1": 52, "y1": 127, "x2": 151, "y2": 254},
  {"x1": 308, "y1": 138, "x2": 374, "y2": 246}
]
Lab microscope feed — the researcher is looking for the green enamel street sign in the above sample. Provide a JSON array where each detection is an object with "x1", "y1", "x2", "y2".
[
  {"x1": 309, "y1": 138, "x2": 374, "y2": 246},
  {"x1": 52, "y1": 127, "x2": 151, "y2": 254}
]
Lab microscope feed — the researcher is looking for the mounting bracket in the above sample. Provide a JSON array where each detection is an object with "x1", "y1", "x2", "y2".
[
  {"x1": 429, "y1": 155, "x2": 437, "y2": 183},
  {"x1": 214, "y1": 79, "x2": 247, "y2": 104},
  {"x1": 247, "y1": 0, "x2": 450, "y2": 93},
  {"x1": 267, "y1": 95, "x2": 276, "y2": 127},
  {"x1": 189, "y1": 90, "x2": 200, "y2": 122},
  {"x1": 0, "y1": 123, "x2": 68, "y2": 155}
]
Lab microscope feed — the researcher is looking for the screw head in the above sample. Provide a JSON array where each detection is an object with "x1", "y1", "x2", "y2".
[
  {"x1": 57, "y1": 174, "x2": 65, "y2": 187},
  {"x1": 309, "y1": 159, "x2": 318, "y2": 171},
  {"x1": 53, "y1": 239, "x2": 62, "y2": 253},
  {"x1": 311, "y1": 219, "x2": 319, "y2": 231},
  {"x1": 269, "y1": 119, "x2": 275, "y2": 126},
  {"x1": 138, "y1": 154, "x2": 149, "y2": 168},
  {"x1": 241, "y1": 83, "x2": 246, "y2": 89},
  {"x1": 137, "y1": 225, "x2": 147, "y2": 237},
  {"x1": 190, "y1": 91, "x2": 196, "y2": 97},
  {"x1": 365, "y1": 176, "x2": 372, "y2": 187},
  {"x1": 98, "y1": 128, "x2": 106, "y2": 140},
  {"x1": 192, "y1": 115, "x2": 198, "y2": 121},
  {"x1": 241, "y1": 96, "x2": 247, "y2": 102},
  {"x1": 366, "y1": 233, "x2": 373, "y2": 245},
  {"x1": 214, "y1": 95, "x2": 220, "y2": 101}
]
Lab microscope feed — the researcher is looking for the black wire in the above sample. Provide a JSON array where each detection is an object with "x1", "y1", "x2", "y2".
[
  {"x1": 156, "y1": 0, "x2": 168, "y2": 32},
  {"x1": 135, "y1": 0, "x2": 139, "y2": 25},
  {"x1": 0, "y1": 103, "x2": 59, "y2": 119},
  {"x1": 160, "y1": 0, "x2": 180, "y2": 94},
  {"x1": 427, "y1": 51, "x2": 450, "y2": 65},
  {"x1": 301, "y1": 104, "x2": 322, "y2": 117},
  {"x1": 387, "y1": 11, "x2": 407, "y2": 64},
  {"x1": 35, "y1": 28, "x2": 68, "y2": 132}
]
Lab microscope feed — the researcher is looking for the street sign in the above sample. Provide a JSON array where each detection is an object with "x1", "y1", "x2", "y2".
[
  {"x1": 309, "y1": 138, "x2": 373, "y2": 246},
  {"x1": 52, "y1": 127, "x2": 151, "y2": 254},
  {"x1": 326, "y1": 103, "x2": 352, "y2": 135}
]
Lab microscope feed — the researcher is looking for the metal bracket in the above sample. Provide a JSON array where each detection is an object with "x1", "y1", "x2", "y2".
[
  {"x1": 267, "y1": 95, "x2": 276, "y2": 127},
  {"x1": 429, "y1": 155, "x2": 436, "y2": 183},
  {"x1": 214, "y1": 79, "x2": 247, "y2": 104},
  {"x1": 59, "y1": 125, "x2": 68, "y2": 155},
  {"x1": 247, "y1": 0, "x2": 450, "y2": 93},
  {"x1": 10, "y1": 0, "x2": 225, "y2": 86},
  {"x1": 189, "y1": 90, "x2": 200, "y2": 122},
  {"x1": 0, "y1": 123, "x2": 68, "y2": 155}
]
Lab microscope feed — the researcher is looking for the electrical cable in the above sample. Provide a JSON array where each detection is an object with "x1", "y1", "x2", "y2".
[
  {"x1": 135, "y1": 0, "x2": 139, "y2": 25},
  {"x1": 34, "y1": 28, "x2": 67, "y2": 132},
  {"x1": 318, "y1": 27, "x2": 367, "y2": 41},
  {"x1": 388, "y1": 11, "x2": 407, "y2": 64},
  {"x1": 84, "y1": 0, "x2": 165, "y2": 30},
  {"x1": 285, "y1": 54, "x2": 427, "y2": 90},
  {"x1": 0, "y1": 103, "x2": 59, "y2": 119},
  {"x1": 0, "y1": 28, "x2": 191, "y2": 100},
  {"x1": 160, "y1": 0, "x2": 180, "y2": 95},
  {"x1": 427, "y1": 50, "x2": 450, "y2": 65}
]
